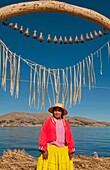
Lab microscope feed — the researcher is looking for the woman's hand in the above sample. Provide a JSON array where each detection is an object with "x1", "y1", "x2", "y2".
[
  {"x1": 68, "y1": 152, "x2": 73, "y2": 160},
  {"x1": 42, "y1": 150, "x2": 48, "y2": 160}
]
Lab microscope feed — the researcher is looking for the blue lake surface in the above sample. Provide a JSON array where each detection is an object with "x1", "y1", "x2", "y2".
[{"x1": 0, "y1": 127, "x2": 110, "y2": 157}]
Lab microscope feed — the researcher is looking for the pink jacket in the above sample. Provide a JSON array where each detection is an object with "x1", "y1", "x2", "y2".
[{"x1": 38, "y1": 117, "x2": 75, "y2": 153}]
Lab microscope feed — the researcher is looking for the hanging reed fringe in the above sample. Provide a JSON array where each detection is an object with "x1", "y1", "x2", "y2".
[
  {"x1": 13, "y1": 53, "x2": 17, "y2": 95},
  {"x1": 99, "y1": 50, "x2": 103, "y2": 75},
  {"x1": 0, "y1": 45, "x2": 2, "y2": 77},
  {"x1": 53, "y1": 69, "x2": 60, "y2": 103},
  {"x1": 37, "y1": 66, "x2": 41, "y2": 109},
  {"x1": 73, "y1": 65, "x2": 77, "y2": 105},
  {"x1": 46, "y1": 68, "x2": 52, "y2": 106},
  {"x1": 2, "y1": 47, "x2": 8, "y2": 91},
  {"x1": 29, "y1": 66, "x2": 32, "y2": 107},
  {"x1": 9, "y1": 52, "x2": 13, "y2": 96},
  {"x1": 107, "y1": 42, "x2": 110, "y2": 61},
  {"x1": 62, "y1": 69, "x2": 67, "y2": 104},
  {"x1": 91, "y1": 54, "x2": 96, "y2": 87},
  {"x1": 69, "y1": 66, "x2": 73, "y2": 107},
  {"x1": 41, "y1": 67, "x2": 46, "y2": 109},
  {"x1": 15, "y1": 56, "x2": 21, "y2": 98},
  {"x1": 82, "y1": 60, "x2": 86, "y2": 86},
  {"x1": 86, "y1": 56, "x2": 91, "y2": 90},
  {"x1": 78, "y1": 62, "x2": 82, "y2": 103},
  {"x1": 0, "y1": 39, "x2": 110, "y2": 109},
  {"x1": 32, "y1": 65, "x2": 37, "y2": 107}
]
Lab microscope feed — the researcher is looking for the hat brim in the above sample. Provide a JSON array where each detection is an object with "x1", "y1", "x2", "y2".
[{"x1": 48, "y1": 106, "x2": 68, "y2": 115}]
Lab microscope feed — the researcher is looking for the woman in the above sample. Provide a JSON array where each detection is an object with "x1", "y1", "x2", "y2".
[{"x1": 36, "y1": 103, "x2": 75, "y2": 170}]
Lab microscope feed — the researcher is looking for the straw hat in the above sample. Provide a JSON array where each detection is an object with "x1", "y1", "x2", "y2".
[{"x1": 48, "y1": 103, "x2": 68, "y2": 115}]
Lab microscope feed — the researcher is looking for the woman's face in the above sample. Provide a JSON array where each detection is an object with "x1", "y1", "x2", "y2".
[{"x1": 53, "y1": 107, "x2": 63, "y2": 119}]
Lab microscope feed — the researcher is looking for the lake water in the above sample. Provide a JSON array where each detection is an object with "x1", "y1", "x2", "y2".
[{"x1": 0, "y1": 127, "x2": 110, "y2": 157}]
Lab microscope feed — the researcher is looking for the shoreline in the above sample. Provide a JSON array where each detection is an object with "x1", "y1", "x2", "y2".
[
  {"x1": 0, "y1": 124, "x2": 110, "y2": 127},
  {"x1": 0, "y1": 149, "x2": 110, "y2": 170}
]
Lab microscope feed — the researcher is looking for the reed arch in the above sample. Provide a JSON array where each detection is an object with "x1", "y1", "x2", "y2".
[{"x1": 0, "y1": 1, "x2": 110, "y2": 31}]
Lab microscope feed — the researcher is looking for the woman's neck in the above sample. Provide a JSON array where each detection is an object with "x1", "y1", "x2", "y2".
[{"x1": 53, "y1": 116, "x2": 62, "y2": 120}]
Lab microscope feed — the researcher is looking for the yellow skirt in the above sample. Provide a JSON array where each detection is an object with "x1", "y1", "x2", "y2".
[{"x1": 36, "y1": 145, "x2": 74, "y2": 170}]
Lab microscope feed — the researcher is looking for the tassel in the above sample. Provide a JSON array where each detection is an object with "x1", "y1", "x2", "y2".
[
  {"x1": 53, "y1": 69, "x2": 58, "y2": 102},
  {"x1": 1, "y1": 46, "x2": 5, "y2": 89},
  {"x1": 76, "y1": 64, "x2": 80, "y2": 103},
  {"x1": 32, "y1": 66, "x2": 37, "y2": 107},
  {"x1": 39, "y1": 32, "x2": 44, "y2": 42},
  {"x1": 86, "y1": 33, "x2": 90, "y2": 41},
  {"x1": 91, "y1": 54, "x2": 96, "y2": 87},
  {"x1": 62, "y1": 69, "x2": 68, "y2": 105},
  {"x1": 9, "y1": 52, "x2": 13, "y2": 96},
  {"x1": 32, "y1": 30, "x2": 37, "y2": 39},
  {"x1": 29, "y1": 66, "x2": 32, "y2": 107},
  {"x1": 63, "y1": 69, "x2": 68, "y2": 105},
  {"x1": 0, "y1": 44, "x2": 3, "y2": 78},
  {"x1": 80, "y1": 34, "x2": 84, "y2": 43},
  {"x1": 24, "y1": 28, "x2": 30, "y2": 37},
  {"x1": 53, "y1": 36, "x2": 58, "y2": 44},
  {"x1": 49, "y1": 69, "x2": 55, "y2": 104},
  {"x1": 53, "y1": 69, "x2": 60, "y2": 103},
  {"x1": 46, "y1": 69, "x2": 50, "y2": 90},
  {"x1": 11, "y1": 53, "x2": 17, "y2": 96},
  {"x1": 86, "y1": 56, "x2": 91, "y2": 90},
  {"x1": 88, "y1": 56, "x2": 93, "y2": 88},
  {"x1": 47, "y1": 34, "x2": 51, "y2": 43},
  {"x1": 64, "y1": 36, "x2": 68, "y2": 44},
  {"x1": 96, "y1": 51, "x2": 99, "y2": 58},
  {"x1": 82, "y1": 60, "x2": 86, "y2": 86},
  {"x1": 0, "y1": 42, "x2": 4, "y2": 80},
  {"x1": 59, "y1": 36, "x2": 63, "y2": 44},
  {"x1": 9, "y1": 22, "x2": 13, "y2": 27},
  {"x1": 74, "y1": 35, "x2": 79, "y2": 43},
  {"x1": 46, "y1": 68, "x2": 52, "y2": 106},
  {"x1": 0, "y1": 44, "x2": 2, "y2": 78},
  {"x1": 107, "y1": 42, "x2": 110, "y2": 61},
  {"x1": 2, "y1": 48, "x2": 8, "y2": 91},
  {"x1": 2, "y1": 19, "x2": 8, "y2": 26},
  {"x1": 13, "y1": 23, "x2": 18, "y2": 30},
  {"x1": 98, "y1": 30, "x2": 103, "y2": 37},
  {"x1": 73, "y1": 65, "x2": 77, "y2": 105},
  {"x1": 19, "y1": 26, "x2": 23, "y2": 34},
  {"x1": 69, "y1": 36, "x2": 73, "y2": 44},
  {"x1": 37, "y1": 66, "x2": 41, "y2": 109},
  {"x1": 9, "y1": 52, "x2": 17, "y2": 96},
  {"x1": 94, "y1": 30, "x2": 99, "y2": 37},
  {"x1": 56, "y1": 68, "x2": 60, "y2": 103},
  {"x1": 69, "y1": 66, "x2": 73, "y2": 107},
  {"x1": 99, "y1": 50, "x2": 102, "y2": 75},
  {"x1": 15, "y1": 56, "x2": 20, "y2": 98},
  {"x1": 65, "y1": 67, "x2": 69, "y2": 107},
  {"x1": 62, "y1": 69, "x2": 65, "y2": 104},
  {"x1": 78, "y1": 62, "x2": 82, "y2": 103},
  {"x1": 14, "y1": 53, "x2": 17, "y2": 85},
  {"x1": 90, "y1": 32, "x2": 94, "y2": 40},
  {"x1": 41, "y1": 67, "x2": 46, "y2": 109},
  {"x1": 87, "y1": 55, "x2": 96, "y2": 88}
]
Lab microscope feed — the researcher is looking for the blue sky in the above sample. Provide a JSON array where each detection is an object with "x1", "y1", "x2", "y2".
[{"x1": 0, "y1": 0, "x2": 110, "y2": 121}]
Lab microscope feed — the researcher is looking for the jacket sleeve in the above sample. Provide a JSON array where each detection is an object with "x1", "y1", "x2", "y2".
[
  {"x1": 65, "y1": 120, "x2": 75, "y2": 153},
  {"x1": 38, "y1": 119, "x2": 48, "y2": 151}
]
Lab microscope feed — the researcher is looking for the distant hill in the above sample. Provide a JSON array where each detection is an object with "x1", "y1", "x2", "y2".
[{"x1": 0, "y1": 112, "x2": 110, "y2": 127}]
